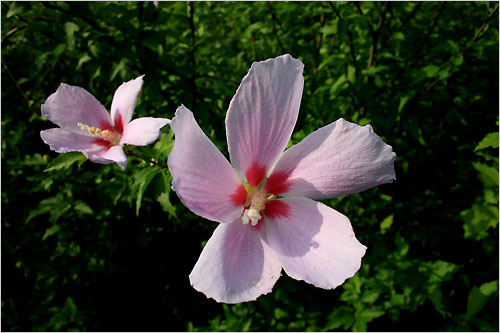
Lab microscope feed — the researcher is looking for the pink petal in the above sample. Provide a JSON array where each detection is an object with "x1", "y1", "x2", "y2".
[
  {"x1": 85, "y1": 145, "x2": 128, "y2": 168},
  {"x1": 226, "y1": 54, "x2": 304, "y2": 179},
  {"x1": 41, "y1": 83, "x2": 113, "y2": 133},
  {"x1": 167, "y1": 105, "x2": 244, "y2": 223},
  {"x1": 120, "y1": 117, "x2": 170, "y2": 146},
  {"x1": 263, "y1": 197, "x2": 366, "y2": 289},
  {"x1": 272, "y1": 118, "x2": 396, "y2": 199},
  {"x1": 189, "y1": 221, "x2": 282, "y2": 303},
  {"x1": 110, "y1": 75, "x2": 144, "y2": 133},
  {"x1": 40, "y1": 128, "x2": 106, "y2": 153}
]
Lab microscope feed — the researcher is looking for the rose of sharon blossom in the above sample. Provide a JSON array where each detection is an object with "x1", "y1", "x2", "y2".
[
  {"x1": 168, "y1": 55, "x2": 396, "y2": 303},
  {"x1": 40, "y1": 75, "x2": 170, "y2": 168}
]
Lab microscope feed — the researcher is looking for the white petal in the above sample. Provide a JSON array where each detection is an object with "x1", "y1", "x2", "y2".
[
  {"x1": 85, "y1": 145, "x2": 128, "y2": 168},
  {"x1": 41, "y1": 83, "x2": 113, "y2": 134},
  {"x1": 167, "y1": 105, "x2": 244, "y2": 223},
  {"x1": 110, "y1": 75, "x2": 144, "y2": 133},
  {"x1": 272, "y1": 118, "x2": 396, "y2": 199},
  {"x1": 120, "y1": 117, "x2": 170, "y2": 146},
  {"x1": 41, "y1": 128, "x2": 106, "y2": 153},
  {"x1": 226, "y1": 54, "x2": 304, "y2": 180},
  {"x1": 263, "y1": 197, "x2": 366, "y2": 289},
  {"x1": 190, "y1": 221, "x2": 282, "y2": 303}
]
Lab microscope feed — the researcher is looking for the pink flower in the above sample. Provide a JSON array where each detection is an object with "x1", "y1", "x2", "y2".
[
  {"x1": 40, "y1": 75, "x2": 170, "y2": 168},
  {"x1": 168, "y1": 55, "x2": 396, "y2": 303}
]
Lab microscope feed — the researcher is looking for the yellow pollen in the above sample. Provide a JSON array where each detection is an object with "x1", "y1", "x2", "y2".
[
  {"x1": 242, "y1": 188, "x2": 267, "y2": 226},
  {"x1": 77, "y1": 122, "x2": 120, "y2": 143}
]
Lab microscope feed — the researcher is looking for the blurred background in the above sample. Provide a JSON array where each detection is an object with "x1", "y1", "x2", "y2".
[{"x1": 1, "y1": 1, "x2": 498, "y2": 331}]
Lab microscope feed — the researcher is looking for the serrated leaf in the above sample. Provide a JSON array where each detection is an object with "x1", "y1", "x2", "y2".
[
  {"x1": 130, "y1": 167, "x2": 161, "y2": 216},
  {"x1": 6, "y1": 2, "x2": 23, "y2": 18},
  {"x1": 475, "y1": 132, "x2": 499, "y2": 151},
  {"x1": 74, "y1": 201, "x2": 93, "y2": 215},
  {"x1": 421, "y1": 65, "x2": 440, "y2": 78},
  {"x1": 428, "y1": 260, "x2": 461, "y2": 283},
  {"x1": 380, "y1": 214, "x2": 394, "y2": 234},
  {"x1": 466, "y1": 280, "x2": 499, "y2": 319},
  {"x1": 472, "y1": 162, "x2": 499, "y2": 187},
  {"x1": 42, "y1": 225, "x2": 61, "y2": 241},
  {"x1": 45, "y1": 152, "x2": 86, "y2": 172},
  {"x1": 157, "y1": 192, "x2": 177, "y2": 219},
  {"x1": 461, "y1": 202, "x2": 499, "y2": 240},
  {"x1": 326, "y1": 306, "x2": 354, "y2": 330}
]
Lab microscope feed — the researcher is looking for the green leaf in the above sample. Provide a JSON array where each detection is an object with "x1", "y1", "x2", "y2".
[
  {"x1": 76, "y1": 53, "x2": 92, "y2": 70},
  {"x1": 42, "y1": 225, "x2": 61, "y2": 241},
  {"x1": 428, "y1": 260, "x2": 461, "y2": 283},
  {"x1": 475, "y1": 132, "x2": 499, "y2": 151},
  {"x1": 421, "y1": 65, "x2": 440, "y2": 78},
  {"x1": 472, "y1": 162, "x2": 499, "y2": 187},
  {"x1": 466, "y1": 280, "x2": 499, "y2": 319},
  {"x1": 461, "y1": 202, "x2": 499, "y2": 240},
  {"x1": 130, "y1": 167, "x2": 161, "y2": 216},
  {"x1": 326, "y1": 306, "x2": 354, "y2": 330},
  {"x1": 73, "y1": 201, "x2": 93, "y2": 215},
  {"x1": 380, "y1": 214, "x2": 394, "y2": 234},
  {"x1": 6, "y1": 2, "x2": 23, "y2": 18},
  {"x1": 44, "y1": 152, "x2": 86, "y2": 172}
]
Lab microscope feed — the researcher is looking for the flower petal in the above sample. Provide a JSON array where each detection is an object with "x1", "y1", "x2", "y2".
[
  {"x1": 40, "y1": 128, "x2": 105, "y2": 153},
  {"x1": 190, "y1": 221, "x2": 282, "y2": 303},
  {"x1": 272, "y1": 118, "x2": 396, "y2": 199},
  {"x1": 85, "y1": 145, "x2": 128, "y2": 168},
  {"x1": 226, "y1": 54, "x2": 304, "y2": 178},
  {"x1": 41, "y1": 83, "x2": 113, "y2": 133},
  {"x1": 110, "y1": 75, "x2": 144, "y2": 133},
  {"x1": 167, "y1": 105, "x2": 244, "y2": 223},
  {"x1": 263, "y1": 197, "x2": 366, "y2": 290},
  {"x1": 120, "y1": 117, "x2": 170, "y2": 146}
]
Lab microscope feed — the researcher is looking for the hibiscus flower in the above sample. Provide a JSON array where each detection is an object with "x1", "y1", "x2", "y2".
[
  {"x1": 168, "y1": 55, "x2": 396, "y2": 303},
  {"x1": 40, "y1": 75, "x2": 170, "y2": 168}
]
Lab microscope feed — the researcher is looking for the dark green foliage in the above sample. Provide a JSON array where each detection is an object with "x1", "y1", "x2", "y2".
[{"x1": 2, "y1": 1, "x2": 498, "y2": 331}]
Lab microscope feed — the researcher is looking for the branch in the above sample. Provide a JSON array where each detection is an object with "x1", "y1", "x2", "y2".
[
  {"x1": 188, "y1": 1, "x2": 199, "y2": 110},
  {"x1": 379, "y1": 2, "x2": 422, "y2": 54},
  {"x1": 1, "y1": 24, "x2": 28, "y2": 45},
  {"x1": 2, "y1": 59, "x2": 33, "y2": 110},
  {"x1": 195, "y1": 74, "x2": 239, "y2": 85},
  {"x1": 382, "y1": 2, "x2": 447, "y2": 88},
  {"x1": 266, "y1": 2, "x2": 286, "y2": 54},
  {"x1": 41, "y1": 2, "x2": 106, "y2": 33},
  {"x1": 366, "y1": 2, "x2": 389, "y2": 80},
  {"x1": 328, "y1": 2, "x2": 358, "y2": 77},
  {"x1": 426, "y1": 3, "x2": 499, "y2": 91}
]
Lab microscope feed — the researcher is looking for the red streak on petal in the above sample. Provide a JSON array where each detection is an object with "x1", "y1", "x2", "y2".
[
  {"x1": 246, "y1": 162, "x2": 267, "y2": 187},
  {"x1": 114, "y1": 110, "x2": 124, "y2": 135},
  {"x1": 230, "y1": 184, "x2": 247, "y2": 206},
  {"x1": 99, "y1": 120, "x2": 114, "y2": 132},
  {"x1": 93, "y1": 138, "x2": 112, "y2": 146},
  {"x1": 250, "y1": 219, "x2": 264, "y2": 231},
  {"x1": 265, "y1": 170, "x2": 292, "y2": 195},
  {"x1": 264, "y1": 200, "x2": 290, "y2": 219}
]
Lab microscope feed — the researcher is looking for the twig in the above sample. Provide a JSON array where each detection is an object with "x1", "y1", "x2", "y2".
[
  {"x1": 328, "y1": 2, "x2": 358, "y2": 77},
  {"x1": 379, "y1": 2, "x2": 422, "y2": 54},
  {"x1": 195, "y1": 74, "x2": 239, "y2": 85},
  {"x1": 41, "y1": 2, "x2": 106, "y2": 33},
  {"x1": 1, "y1": 25, "x2": 28, "y2": 45},
  {"x1": 188, "y1": 1, "x2": 199, "y2": 110},
  {"x1": 383, "y1": 2, "x2": 446, "y2": 89},
  {"x1": 2, "y1": 59, "x2": 32, "y2": 110},
  {"x1": 365, "y1": 2, "x2": 389, "y2": 81},
  {"x1": 266, "y1": 2, "x2": 286, "y2": 54},
  {"x1": 426, "y1": 3, "x2": 499, "y2": 91}
]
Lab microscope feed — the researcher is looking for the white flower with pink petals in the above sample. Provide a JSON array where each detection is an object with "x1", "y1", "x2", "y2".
[
  {"x1": 40, "y1": 75, "x2": 170, "y2": 168},
  {"x1": 168, "y1": 54, "x2": 396, "y2": 303}
]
